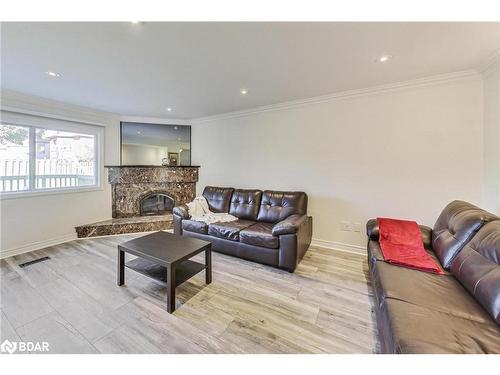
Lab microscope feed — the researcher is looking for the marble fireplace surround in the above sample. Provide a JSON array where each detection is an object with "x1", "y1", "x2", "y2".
[
  {"x1": 107, "y1": 166, "x2": 199, "y2": 218},
  {"x1": 75, "y1": 166, "x2": 199, "y2": 238}
]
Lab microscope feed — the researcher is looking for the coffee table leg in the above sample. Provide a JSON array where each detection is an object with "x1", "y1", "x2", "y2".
[
  {"x1": 167, "y1": 264, "x2": 176, "y2": 313},
  {"x1": 117, "y1": 249, "x2": 125, "y2": 286},
  {"x1": 205, "y1": 246, "x2": 212, "y2": 284}
]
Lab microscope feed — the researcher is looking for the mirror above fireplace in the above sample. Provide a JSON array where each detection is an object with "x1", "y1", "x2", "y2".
[{"x1": 121, "y1": 122, "x2": 191, "y2": 166}]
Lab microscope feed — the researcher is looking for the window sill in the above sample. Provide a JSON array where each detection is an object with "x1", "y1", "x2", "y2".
[{"x1": 0, "y1": 185, "x2": 105, "y2": 200}]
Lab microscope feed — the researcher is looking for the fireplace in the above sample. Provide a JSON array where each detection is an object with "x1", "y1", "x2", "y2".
[
  {"x1": 75, "y1": 166, "x2": 199, "y2": 238},
  {"x1": 140, "y1": 193, "x2": 175, "y2": 216},
  {"x1": 105, "y1": 166, "x2": 199, "y2": 218}
]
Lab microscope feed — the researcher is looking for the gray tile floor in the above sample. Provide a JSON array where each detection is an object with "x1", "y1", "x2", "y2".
[{"x1": 0, "y1": 234, "x2": 379, "y2": 353}]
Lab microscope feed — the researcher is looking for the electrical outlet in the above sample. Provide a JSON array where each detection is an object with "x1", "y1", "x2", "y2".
[
  {"x1": 340, "y1": 221, "x2": 351, "y2": 231},
  {"x1": 353, "y1": 222, "x2": 362, "y2": 232}
]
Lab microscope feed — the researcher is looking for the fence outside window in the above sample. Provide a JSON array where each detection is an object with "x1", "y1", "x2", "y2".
[{"x1": 0, "y1": 159, "x2": 95, "y2": 192}]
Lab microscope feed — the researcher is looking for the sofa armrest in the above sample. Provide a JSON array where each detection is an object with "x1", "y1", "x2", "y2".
[
  {"x1": 366, "y1": 219, "x2": 433, "y2": 250},
  {"x1": 173, "y1": 204, "x2": 190, "y2": 219},
  {"x1": 366, "y1": 219, "x2": 380, "y2": 240},
  {"x1": 272, "y1": 214, "x2": 308, "y2": 236},
  {"x1": 278, "y1": 216, "x2": 313, "y2": 272}
]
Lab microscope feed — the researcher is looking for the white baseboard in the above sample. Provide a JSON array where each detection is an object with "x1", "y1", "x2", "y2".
[
  {"x1": 311, "y1": 238, "x2": 366, "y2": 256},
  {"x1": 0, "y1": 233, "x2": 77, "y2": 259}
]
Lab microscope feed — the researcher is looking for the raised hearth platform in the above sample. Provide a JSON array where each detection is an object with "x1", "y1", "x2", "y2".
[{"x1": 75, "y1": 215, "x2": 173, "y2": 238}]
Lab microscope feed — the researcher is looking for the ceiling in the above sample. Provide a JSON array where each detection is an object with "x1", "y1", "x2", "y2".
[{"x1": 1, "y1": 22, "x2": 499, "y2": 119}]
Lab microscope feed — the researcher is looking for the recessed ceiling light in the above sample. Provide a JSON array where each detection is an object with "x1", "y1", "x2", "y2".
[
  {"x1": 166, "y1": 107, "x2": 172, "y2": 112},
  {"x1": 131, "y1": 21, "x2": 140, "y2": 24},
  {"x1": 45, "y1": 71, "x2": 61, "y2": 77},
  {"x1": 137, "y1": 131, "x2": 141, "y2": 135},
  {"x1": 174, "y1": 126, "x2": 178, "y2": 130},
  {"x1": 376, "y1": 55, "x2": 392, "y2": 63},
  {"x1": 240, "y1": 88, "x2": 248, "y2": 95}
]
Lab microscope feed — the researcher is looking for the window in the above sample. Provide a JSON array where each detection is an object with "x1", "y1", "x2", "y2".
[
  {"x1": 0, "y1": 124, "x2": 30, "y2": 192},
  {"x1": 0, "y1": 111, "x2": 103, "y2": 196}
]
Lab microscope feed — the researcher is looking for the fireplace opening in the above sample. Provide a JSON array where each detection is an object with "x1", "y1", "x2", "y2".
[{"x1": 140, "y1": 193, "x2": 175, "y2": 216}]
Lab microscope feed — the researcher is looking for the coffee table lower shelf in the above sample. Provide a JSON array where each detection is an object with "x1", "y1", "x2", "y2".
[{"x1": 125, "y1": 257, "x2": 206, "y2": 287}]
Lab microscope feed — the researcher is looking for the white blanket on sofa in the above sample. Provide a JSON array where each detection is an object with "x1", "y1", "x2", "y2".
[{"x1": 187, "y1": 196, "x2": 238, "y2": 224}]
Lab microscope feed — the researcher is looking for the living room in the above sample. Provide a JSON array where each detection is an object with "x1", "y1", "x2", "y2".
[{"x1": 0, "y1": 0, "x2": 499, "y2": 372}]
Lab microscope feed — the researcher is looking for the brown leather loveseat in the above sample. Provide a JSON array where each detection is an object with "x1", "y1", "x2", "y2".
[
  {"x1": 366, "y1": 201, "x2": 500, "y2": 353},
  {"x1": 173, "y1": 186, "x2": 313, "y2": 272}
]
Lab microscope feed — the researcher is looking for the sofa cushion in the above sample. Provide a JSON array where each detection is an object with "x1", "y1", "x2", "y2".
[
  {"x1": 381, "y1": 298, "x2": 500, "y2": 353},
  {"x1": 372, "y1": 260, "x2": 492, "y2": 323},
  {"x1": 367, "y1": 239, "x2": 445, "y2": 273},
  {"x1": 257, "y1": 190, "x2": 308, "y2": 223},
  {"x1": 451, "y1": 221, "x2": 500, "y2": 325},
  {"x1": 240, "y1": 222, "x2": 279, "y2": 249},
  {"x1": 182, "y1": 220, "x2": 208, "y2": 235},
  {"x1": 432, "y1": 200, "x2": 498, "y2": 269},
  {"x1": 208, "y1": 220, "x2": 255, "y2": 241},
  {"x1": 202, "y1": 186, "x2": 234, "y2": 213},
  {"x1": 229, "y1": 189, "x2": 262, "y2": 220}
]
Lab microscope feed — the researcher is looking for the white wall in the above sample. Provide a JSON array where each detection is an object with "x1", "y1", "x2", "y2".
[
  {"x1": 0, "y1": 91, "x2": 121, "y2": 257},
  {"x1": 482, "y1": 62, "x2": 500, "y2": 214},
  {"x1": 192, "y1": 74, "x2": 484, "y2": 249}
]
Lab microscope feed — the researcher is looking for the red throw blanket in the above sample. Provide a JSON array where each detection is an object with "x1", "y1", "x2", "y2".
[{"x1": 377, "y1": 217, "x2": 444, "y2": 274}]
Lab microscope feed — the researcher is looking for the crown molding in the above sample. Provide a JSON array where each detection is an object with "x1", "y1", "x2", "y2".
[
  {"x1": 191, "y1": 70, "x2": 480, "y2": 124},
  {"x1": 120, "y1": 115, "x2": 191, "y2": 125},
  {"x1": 478, "y1": 49, "x2": 500, "y2": 77}
]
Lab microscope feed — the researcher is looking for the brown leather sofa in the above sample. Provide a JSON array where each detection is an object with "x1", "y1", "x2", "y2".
[
  {"x1": 366, "y1": 200, "x2": 500, "y2": 353},
  {"x1": 173, "y1": 186, "x2": 313, "y2": 272}
]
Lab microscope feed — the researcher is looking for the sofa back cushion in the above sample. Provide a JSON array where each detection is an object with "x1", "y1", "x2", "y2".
[
  {"x1": 257, "y1": 190, "x2": 307, "y2": 223},
  {"x1": 451, "y1": 221, "x2": 500, "y2": 325},
  {"x1": 432, "y1": 200, "x2": 498, "y2": 269},
  {"x1": 229, "y1": 189, "x2": 262, "y2": 220},
  {"x1": 202, "y1": 186, "x2": 234, "y2": 213}
]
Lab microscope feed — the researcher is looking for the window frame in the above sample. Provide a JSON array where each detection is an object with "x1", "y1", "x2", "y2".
[{"x1": 0, "y1": 111, "x2": 104, "y2": 200}]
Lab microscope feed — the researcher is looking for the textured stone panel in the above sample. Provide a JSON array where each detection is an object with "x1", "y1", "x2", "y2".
[
  {"x1": 106, "y1": 166, "x2": 199, "y2": 218},
  {"x1": 107, "y1": 166, "x2": 199, "y2": 184}
]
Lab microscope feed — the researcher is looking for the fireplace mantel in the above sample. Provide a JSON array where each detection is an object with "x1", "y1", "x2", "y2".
[
  {"x1": 105, "y1": 165, "x2": 200, "y2": 167},
  {"x1": 106, "y1": 165, "x2": 199, "y2": 184}
]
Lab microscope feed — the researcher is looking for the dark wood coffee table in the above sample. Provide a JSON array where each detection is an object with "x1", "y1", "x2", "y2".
[{"x1": 117, "y1": 231, "x2": 212, "y2": 313}]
